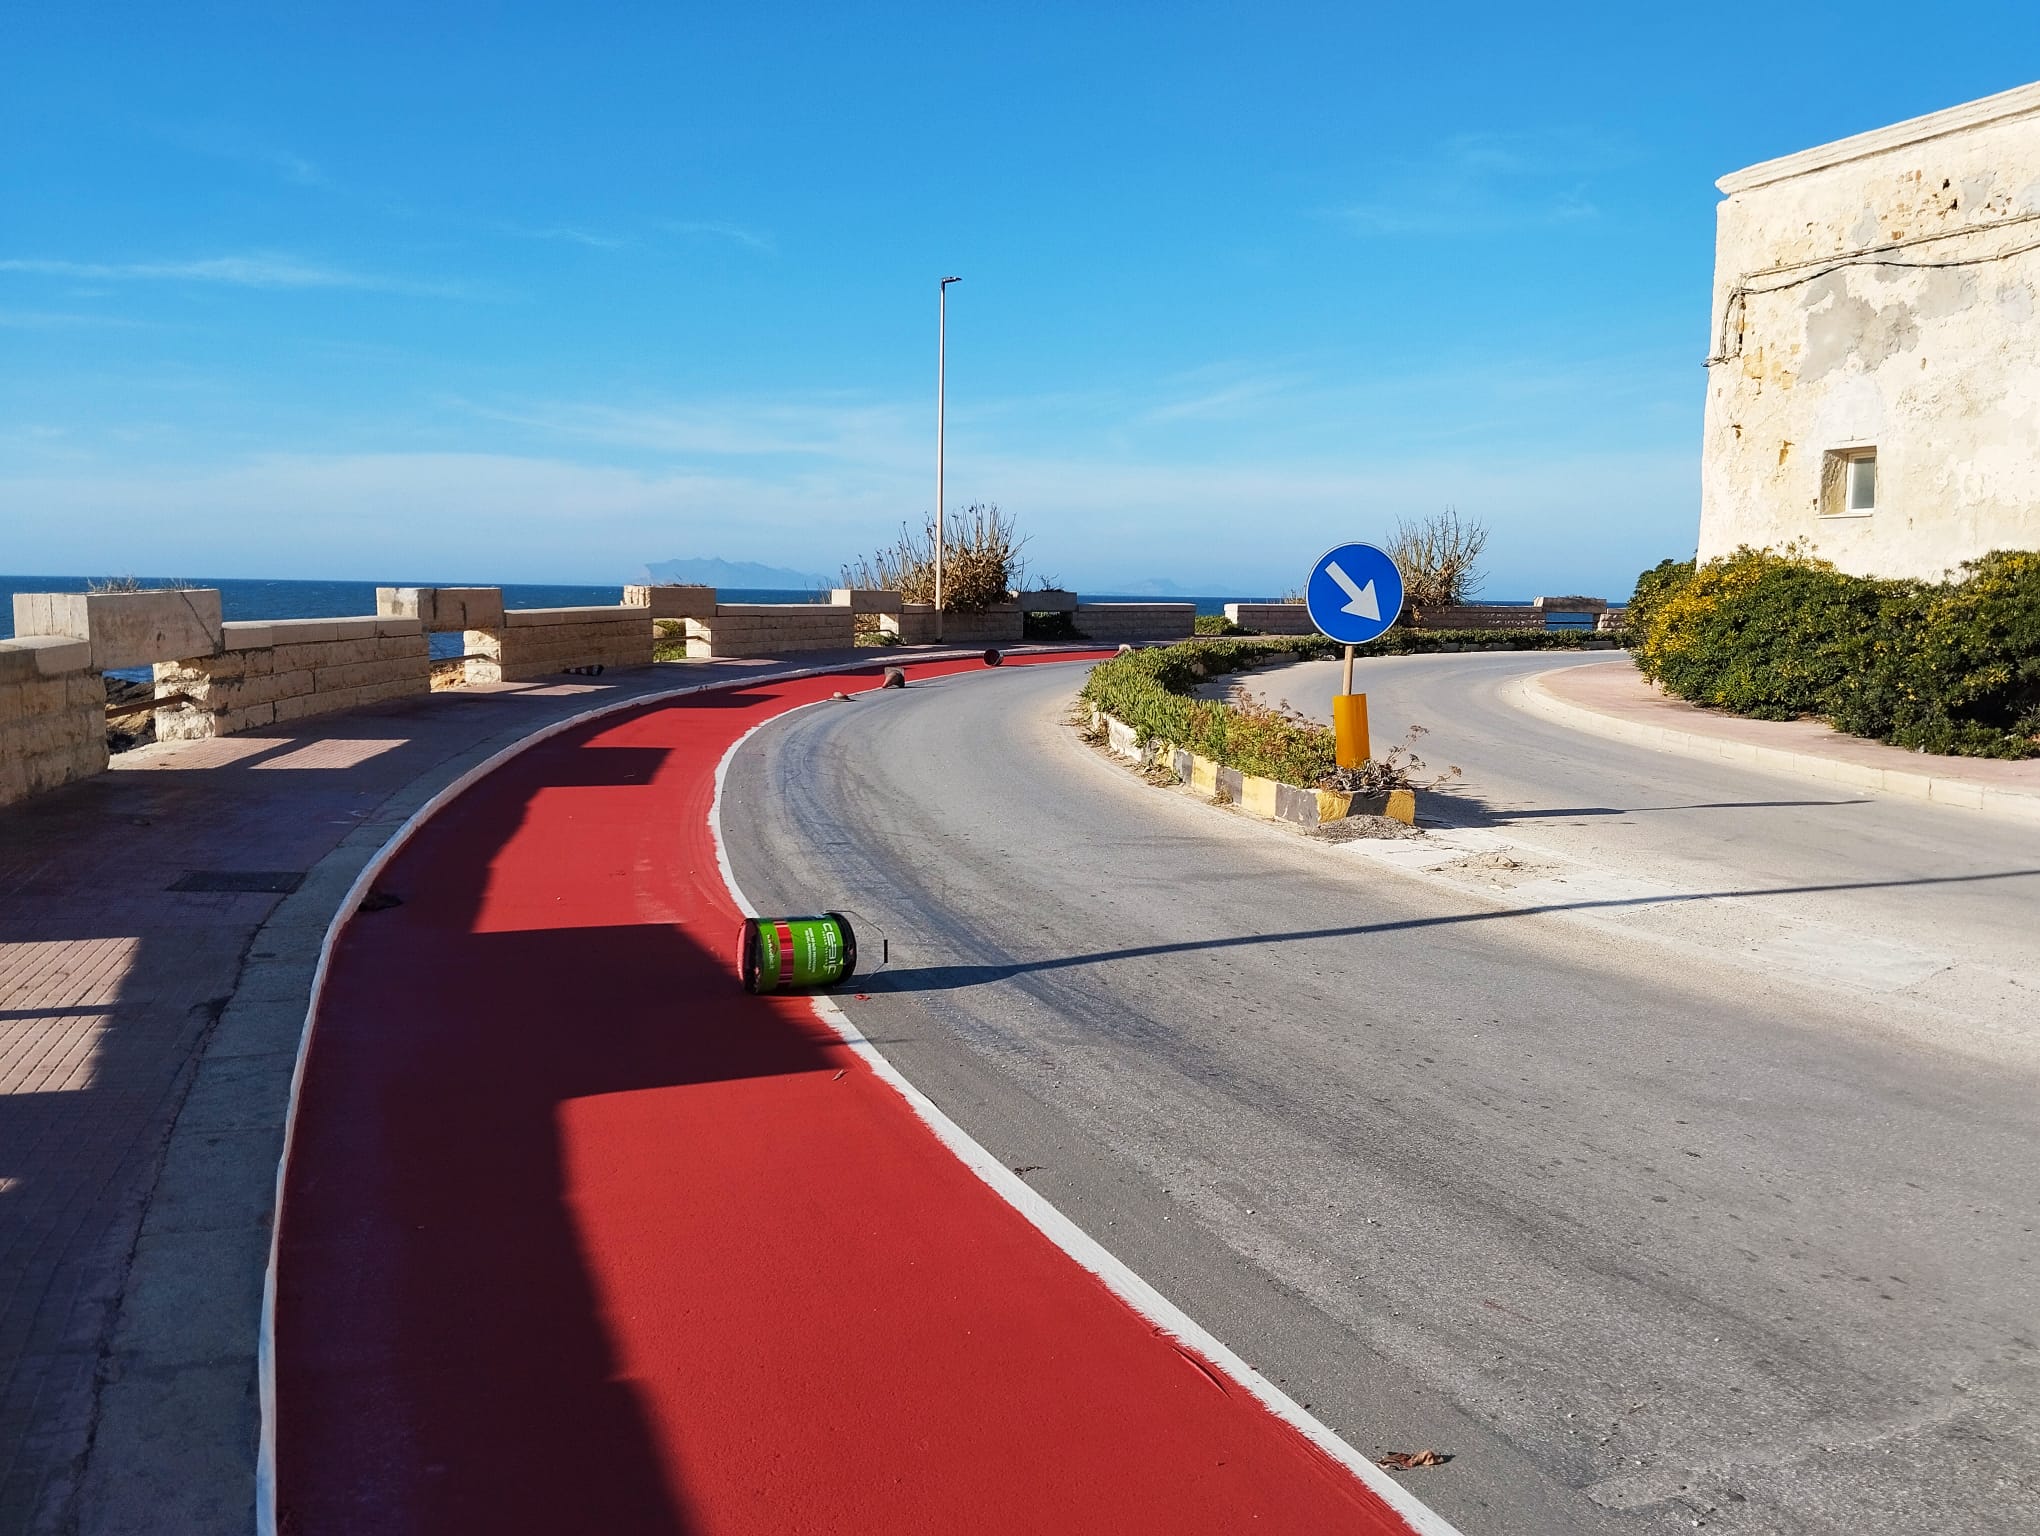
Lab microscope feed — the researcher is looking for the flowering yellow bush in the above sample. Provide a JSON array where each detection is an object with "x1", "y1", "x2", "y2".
[{"x1": 1632, "y1": 547, "x2": 2039, "y2": 758}]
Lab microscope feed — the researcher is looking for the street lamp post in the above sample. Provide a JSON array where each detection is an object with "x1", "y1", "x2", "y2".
[{"x1": 936, "y1": 275, "x2": 960, "y2": 642}]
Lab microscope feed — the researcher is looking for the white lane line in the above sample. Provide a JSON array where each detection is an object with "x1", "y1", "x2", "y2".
[{"x1": 710, "y1": 709, "x2": 1464, "y2": 1536}]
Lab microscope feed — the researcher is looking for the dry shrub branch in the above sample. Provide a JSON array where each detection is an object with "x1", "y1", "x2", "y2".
[
  {"x1": 1390, "y1": 508, "x2": 1489, "y2": 611},
  {"x1": 840, "y1": 503, "x2": 1026, "y2": 612}
]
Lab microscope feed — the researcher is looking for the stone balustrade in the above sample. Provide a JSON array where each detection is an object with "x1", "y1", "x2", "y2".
[
  {"x1": 154, "y1": 617, "x2": 429, "y2": 740},
  {"x1": 2, "y1": 578, "x2": 1620, "y2": 810}
]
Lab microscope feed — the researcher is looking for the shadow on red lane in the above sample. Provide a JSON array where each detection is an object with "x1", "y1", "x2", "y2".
[{"x1": 274, "y1": 703, "x2": 842, "y2": 1536}]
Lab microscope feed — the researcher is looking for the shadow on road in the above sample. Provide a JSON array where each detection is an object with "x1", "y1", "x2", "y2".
[
  {"x1": 1419, "y1": 790, "x2": 1876, "y2": 828},
  {"x1": 872, "y1": 865, "x2": 2040, "y2": 993}
]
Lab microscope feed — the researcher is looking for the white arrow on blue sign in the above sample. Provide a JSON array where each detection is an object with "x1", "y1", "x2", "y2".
[{"x1": 1304, "y1": 542, "x2": 1405, "y2": 646}]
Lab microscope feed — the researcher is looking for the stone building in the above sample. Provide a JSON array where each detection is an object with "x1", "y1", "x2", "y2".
[{"x1": 1698, "y1": 81, "x2": 2040, "y2": 579}]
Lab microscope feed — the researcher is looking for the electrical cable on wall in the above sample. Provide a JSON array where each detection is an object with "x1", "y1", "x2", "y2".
[{"x1": 1707, "y1": 211, "x2": 2040, "y2": 364}]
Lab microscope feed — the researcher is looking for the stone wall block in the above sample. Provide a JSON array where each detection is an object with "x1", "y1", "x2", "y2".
[
  {"x1": 265, "y1": 619, "x2": 343, "y2": 646},
  {"x1": 626, "y1": 584, "x2": 718, "y2": 619},
  {"x1": 311, "y1": 659, "x2": 427, "y2": 693},
  {"x1": 439, "y1": 589, "x2": 505, "y2": 629},
  {"x1": 1224, "y1": 604, "x2": 1316, "y2": 635},
  {"x1": 12, "y1": 589, "x2": 223, "y2": 670},
  {"x1": 0, "y1": 635, "x2": 96, "y2": 677}
]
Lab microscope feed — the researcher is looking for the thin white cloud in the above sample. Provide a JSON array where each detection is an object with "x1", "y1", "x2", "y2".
[
  {"x1": 501, "y1": 223, "x2": 631, "y2": 250},
  {"x1": 662, "y1": 220, "x2": 777, "y2": 255},
  {"x1": 266, "y1": 150, "x2": 327, "y2": 187},
  {"x1": 0, "y1": 308, "x2": 158, "y2": 330},
  {"x1": 453, "y1": 394, "x2": 917, "y2": 465},
  {"x1": 1142, "y1": 372, "x2": 1301, "y2": 424},
  {"x1": 0, "y1": 254, "x2": 465, "y2": 297},
  {"x1": 1337, "y1": 131, "x2": 1615, "y2": 236},
  {"x1": 150, "y1": 122, "x2": 330, "y2": 187}
]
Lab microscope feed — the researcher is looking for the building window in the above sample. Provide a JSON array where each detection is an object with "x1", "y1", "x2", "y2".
[{"x1": 1822, "y1": 448, "x2": 1876, "y2": 517}]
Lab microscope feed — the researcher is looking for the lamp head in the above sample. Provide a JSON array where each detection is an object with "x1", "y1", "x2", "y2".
[{"x1": 941, "y1": 275, "x2": 961, "y2": 286}]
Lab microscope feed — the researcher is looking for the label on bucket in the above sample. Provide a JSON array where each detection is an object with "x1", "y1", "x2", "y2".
[{"x1": 743, "y1": 913, "x2": 854, "y2": 993}]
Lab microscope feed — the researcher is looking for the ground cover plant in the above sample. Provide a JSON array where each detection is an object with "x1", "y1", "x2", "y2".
[
  {"x1": 1631, "y1": 546, "x2": 2040, "y2": 759},
  {"x1": 1081, "y1": 639, "x2": 1339, "y2": 784}
]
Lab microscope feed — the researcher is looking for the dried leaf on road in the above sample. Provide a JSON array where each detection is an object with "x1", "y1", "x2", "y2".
[{"x1": 1376, "y1": 1449, "x2": 1449, "y2": 1470}]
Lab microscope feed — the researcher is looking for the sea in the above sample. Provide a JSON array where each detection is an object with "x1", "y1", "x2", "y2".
[{"x1": 0, "y1": 576, "x2": 1274, "y2": 679}]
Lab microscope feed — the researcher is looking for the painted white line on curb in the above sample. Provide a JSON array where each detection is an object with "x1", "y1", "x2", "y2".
[
  {"x1": 711, "y1": 702, "x2": 1464, "y2": 1536},
  {"x1": 253, "y1": 649, "x2": 1101, "y2": 1536}
]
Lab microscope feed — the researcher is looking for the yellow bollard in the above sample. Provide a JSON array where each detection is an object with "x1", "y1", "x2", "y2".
[{"x1": 1333, "y1": 692, "x2": 1370, "y2": 769}]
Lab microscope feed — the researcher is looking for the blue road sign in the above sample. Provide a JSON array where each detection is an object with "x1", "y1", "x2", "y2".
[{"x1": 1304, "y1": 542, "x2": 1405, "y2": 646}]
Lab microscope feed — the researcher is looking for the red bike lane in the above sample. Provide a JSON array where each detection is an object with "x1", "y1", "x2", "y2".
[{"x1": 271, "y1": 655, "x2": 1439, "y2": 1535}]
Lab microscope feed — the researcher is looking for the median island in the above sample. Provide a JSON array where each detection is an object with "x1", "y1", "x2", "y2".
[{"x1": 1076, "y1": 631, "x2": 1600, "y2": 829}]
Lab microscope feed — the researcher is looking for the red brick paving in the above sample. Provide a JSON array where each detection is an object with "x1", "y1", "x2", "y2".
[{"x1": 0, "y1": 665, "x2": 858, "y2": 1533}]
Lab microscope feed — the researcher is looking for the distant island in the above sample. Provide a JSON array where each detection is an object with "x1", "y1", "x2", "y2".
[
  {"x1": 641, "y1": 556, "x2": 829, "y2": 589},
  {"x1": 1105, "y1": 576, "x2": 1197, "y2": 596}
]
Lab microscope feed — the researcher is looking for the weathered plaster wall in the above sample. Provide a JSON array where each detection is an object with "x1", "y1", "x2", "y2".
[{"x1": 1699, "y1": 82, "x2": 2040, "y2": 578}]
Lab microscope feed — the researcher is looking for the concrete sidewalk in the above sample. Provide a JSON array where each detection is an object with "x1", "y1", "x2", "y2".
[
  {"x1": 1520, "y1": 659, "x2": 2040, "y2": 826},
  {"x1": 0, "y1": 648, "x2": 1050, "y2": 1536}
]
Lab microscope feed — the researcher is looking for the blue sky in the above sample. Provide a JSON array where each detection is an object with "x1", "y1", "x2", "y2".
[{"x1": 5, "y1": 5, "x2": 2037, "y2": 597}]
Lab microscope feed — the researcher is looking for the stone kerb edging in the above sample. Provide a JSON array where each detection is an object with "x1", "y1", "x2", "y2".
[
  {"x1": 1515, "y1": 668, "x2": 2040, "y2": 828},
  {"x1": 1086, "y1": 705, "x2": 1416, "y2": 827}
]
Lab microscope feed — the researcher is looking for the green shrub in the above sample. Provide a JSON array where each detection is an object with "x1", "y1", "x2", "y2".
[
  {"x1": 1632, "y1": 546, "x2": 2039, "y2": 758},
  {"x1": 1636, "y1": 547, "x2": 1893, "y2": 719},
  {"x1": 1626, "y1": 558, "x2": 1694, "y2": 639},
  {"x1": 1194, "y1": 613, "x2": 1249, "y2": 635},
  {"x1": 1080, "y1": 639, "x2": 1336, "y2": 783},
  {"x1": 1829, "y1": 551, "x2": 2040, "y2": 755}
]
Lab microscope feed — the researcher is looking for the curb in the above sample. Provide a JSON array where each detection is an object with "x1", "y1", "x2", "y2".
[
  {"x1": 1089, "y1": 707, "x2": 1416, "y2": 826},
  {"x1": 1513, "y1": 667, "x2": 2040, "y2": 829}
]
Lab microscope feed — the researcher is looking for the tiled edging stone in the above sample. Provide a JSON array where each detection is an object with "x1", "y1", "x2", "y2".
[
  {"x1": 10, "y1": 644, "x2": 1102, "y2": 1536},
  {"x1": 1088, "y1": 706, "x2": 1416, "y2": 826}
]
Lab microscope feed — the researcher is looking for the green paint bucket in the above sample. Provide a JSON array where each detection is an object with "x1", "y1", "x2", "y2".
[{"x1": 738, "y1": 911, "x2": 859, "y2": 994}]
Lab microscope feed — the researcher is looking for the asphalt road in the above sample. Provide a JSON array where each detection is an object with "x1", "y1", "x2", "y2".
[
  {"x1": 1224, "y1": 652, "x2": 2040, "y2": 1059},
  {"x1": 719, "y1": 654, "x2": 2040, "y2": 1535}
]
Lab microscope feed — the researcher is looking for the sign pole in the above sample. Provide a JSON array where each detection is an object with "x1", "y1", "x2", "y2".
[{"x1": 1305, "y1": 540, "x2": 1400, "y2": 772}]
